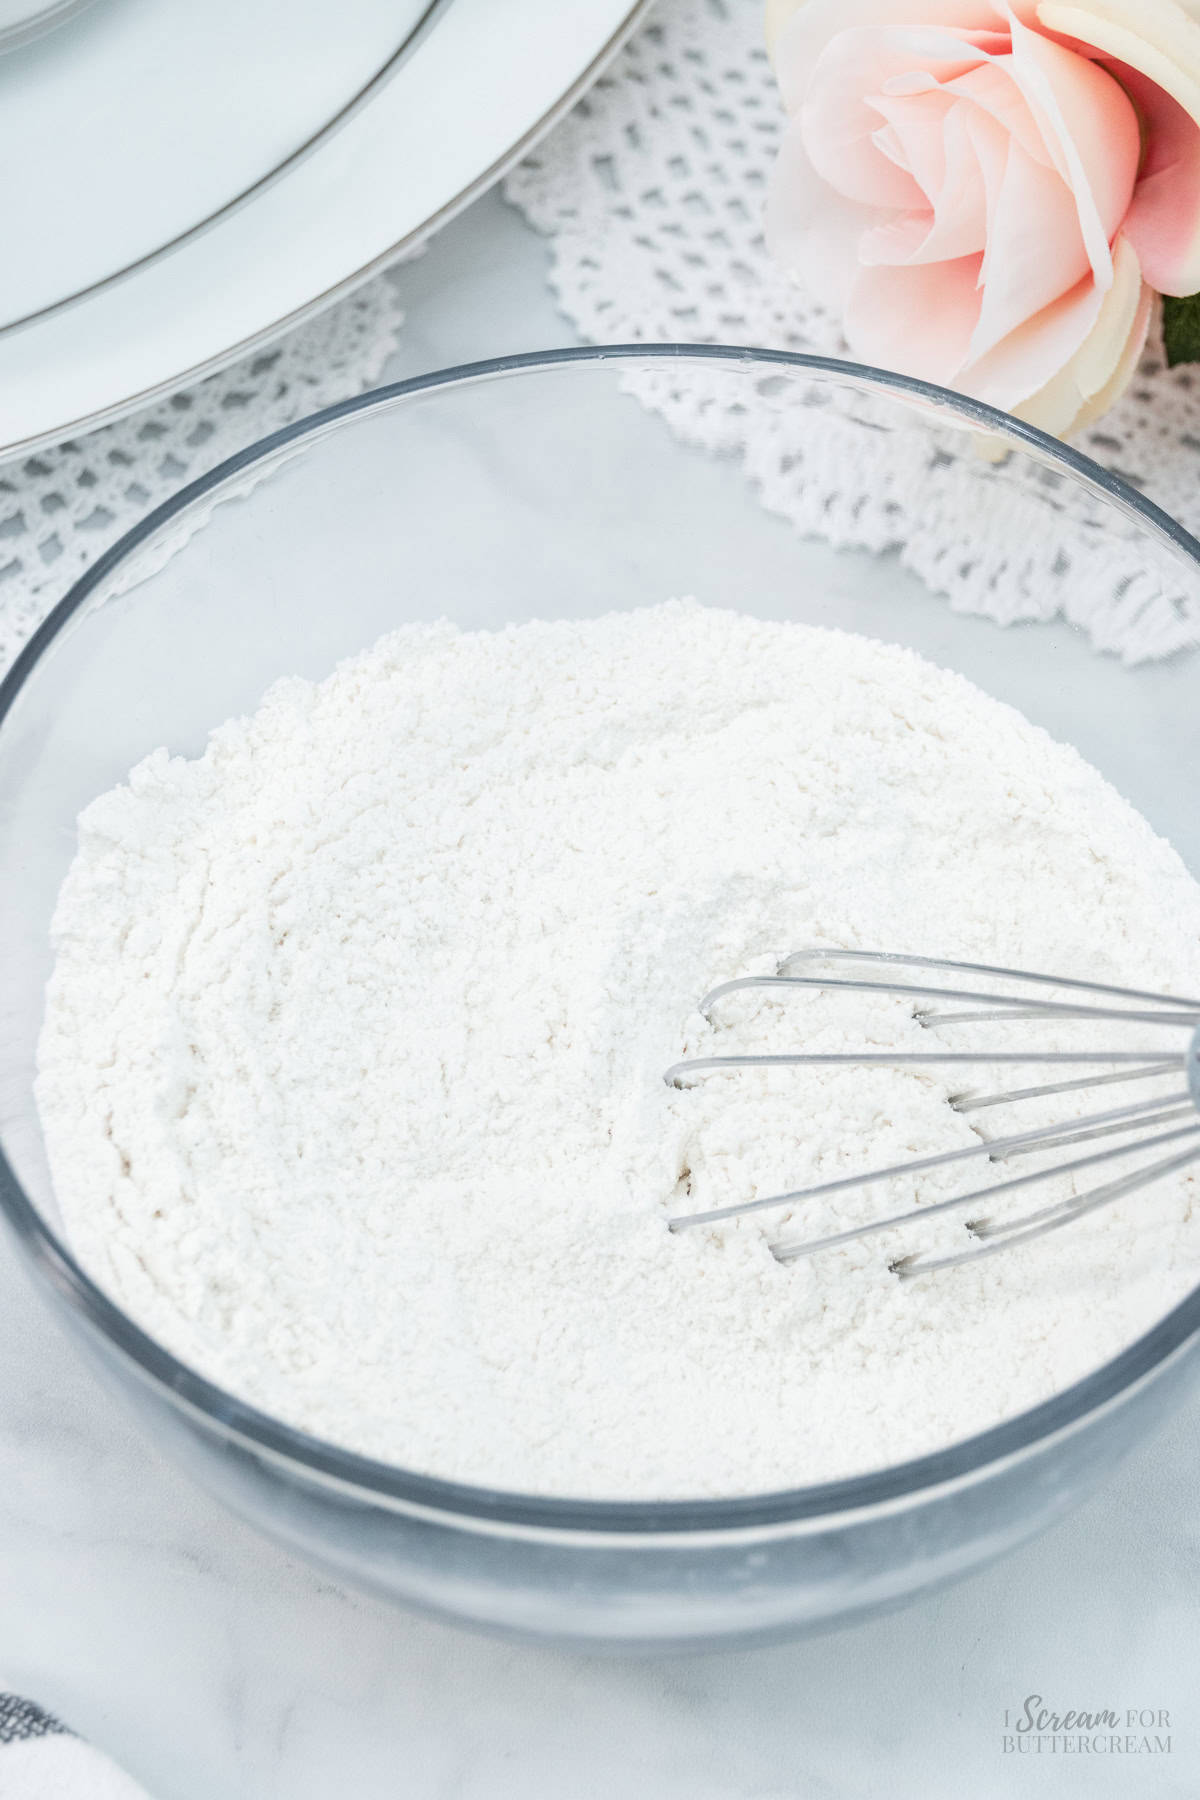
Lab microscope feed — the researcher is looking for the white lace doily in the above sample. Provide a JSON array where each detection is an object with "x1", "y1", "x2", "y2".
[
  {"x1": 505, "y1": 0, "x2": 1200, "y2": 664},
  {"x1": 0, "y1": 275, "x2": 405, "y2": 673}
]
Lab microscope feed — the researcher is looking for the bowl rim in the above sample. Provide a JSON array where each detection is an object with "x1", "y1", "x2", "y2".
[{"x1": 4, "y1": 340, "x2": 1200, "y2": 1535}]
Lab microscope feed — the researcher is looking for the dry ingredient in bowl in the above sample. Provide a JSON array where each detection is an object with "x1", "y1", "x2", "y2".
[{"x1": 36, "y1": 602, "x2": 1200, "y2": 1499}]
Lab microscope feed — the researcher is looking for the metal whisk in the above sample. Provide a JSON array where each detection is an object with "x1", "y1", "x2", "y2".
[{"x1": 665, "y1": 950, "x2": 1200, "y2": 1278}]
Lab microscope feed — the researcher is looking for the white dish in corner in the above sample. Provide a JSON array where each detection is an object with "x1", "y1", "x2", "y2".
[{"x1": 0, "y1": 0, "x2": 650, "y2": 457}]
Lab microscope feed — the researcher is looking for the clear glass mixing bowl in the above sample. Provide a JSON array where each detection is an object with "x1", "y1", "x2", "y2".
[{"x1": 2, "y1": 347, "x2": 1200, "y2": 1652}]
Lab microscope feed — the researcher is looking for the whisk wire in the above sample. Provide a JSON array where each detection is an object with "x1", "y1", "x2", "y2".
[
  {"x1": 777, "y1": 948, "x2": 1200, "y2": 1012},
  {"x1": 769, "y1": 1120, "x2": 1200, "y2": 1267},
  {"x1": 987, "y1": 1105, "x2": 1198, "y2": 1160},
  {"x1": 950, "y1": 1062, "x2": 1182, "y2": 1112},
  {"x1": 696, "y1": 974, "x2": 1200, "y2": 1030},
  {"x1": 669, "y1": 1090, "x2": 1193, "y2": 1231},
  {"x1": 897, "y1": 1140, "x2": 1200, "y2": 1277},
  {"x1": 666, "y1": 949, "x2": 1200, "y2": 1276}
]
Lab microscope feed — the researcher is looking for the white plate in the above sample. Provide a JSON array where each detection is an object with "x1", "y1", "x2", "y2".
[
  {"x1": 0, "y1": 0, "x2": 648, "y2": 456},
  {"x1": 0, "y1": 0, "x2": 434, "y2": 327}
]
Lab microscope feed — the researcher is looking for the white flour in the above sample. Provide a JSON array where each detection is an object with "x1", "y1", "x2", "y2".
[{"x1": 36, "y1": 602, "x2": 1200, "y2": 1498}]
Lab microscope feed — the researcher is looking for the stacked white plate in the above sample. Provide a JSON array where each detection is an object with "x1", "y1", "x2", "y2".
[{"x1": 0, "y1": 0, "x2": 647, "y2": 455}]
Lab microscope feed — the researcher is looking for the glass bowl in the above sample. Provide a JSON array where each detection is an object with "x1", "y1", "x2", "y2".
[
  {"x1": 0, "y1": 0, "x2": 97, "y2": 53},
  {"x1": 3, "y1": 346, "x2": 1200, "y2": 1653}
]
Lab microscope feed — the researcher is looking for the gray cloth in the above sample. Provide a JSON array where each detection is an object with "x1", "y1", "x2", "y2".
[{"x1": 0, "y1": 1693, "x2": 152, "y2": 1797}]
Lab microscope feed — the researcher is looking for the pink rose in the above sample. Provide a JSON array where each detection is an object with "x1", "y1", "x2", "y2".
[{"x1": 765, "y1": 0, "x2": 1200, "y2": 434}]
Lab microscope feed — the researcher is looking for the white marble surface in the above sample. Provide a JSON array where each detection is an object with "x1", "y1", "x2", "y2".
[{"x1": 4, "y1": 192, "x2": 1200, "y2": 1800}]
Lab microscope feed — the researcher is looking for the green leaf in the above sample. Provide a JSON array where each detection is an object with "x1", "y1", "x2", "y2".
[{"x1": 1162, "y1": 292, "x2": 1200, "y2": 367}]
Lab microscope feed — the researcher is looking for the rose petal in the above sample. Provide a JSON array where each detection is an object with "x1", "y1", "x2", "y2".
[
  {"x1": 860, "y1": 97, "x2": 995, "y2": 260},
  {"x1": 956, "y1": 79, "x2": 1020, "y2": 230},
  {"x1": 801, "y1": 26, "x2": 994, "y2": 206},
  {"x1": 961, "y1": 251, "x2": 1108, "y2": 406},
  {"x1": 1052, "y1": 232, "x2": 1145, "y2": 391},
  {"x1": 1037, "y1": 0, "x2": 1200, "y2": 91},
  {"x1": 868, "y1": 81, "x2": 956, "y2": 196},
  {"x1": 765, "y1": 115, "x2": 891, "y2": 308},
  {"x1": 968, "y1": 131, "x2": 1093, "y2": 359},
  {"x1": 1036, "y1": 0, "x2": 1200, "y2": 290},
  {"x1": 1004, "y1": 7, "x2": 1141, "y2": 288},
  {"x1": 772, "y1": 0, "x2": 1006, "y2": 112},
  {"x1": 1010, "y1": 235, "x2": 1151, "y2": 431},
  {"x1": 1108, "y1": 61, "x2": 1200, "y2": 295},
  {"x1": 943, "y1": 58, "x2": 1057, "y2": 167},
  {"x1": 844, "y1": 254, "x2": 984, "y2": 381},
  {"x1": 859, "y1": 208, "x2": 940, "y2": 263},
  {"x1": 1069, "y1": 279, "x2": 1155, "y2": 433}
]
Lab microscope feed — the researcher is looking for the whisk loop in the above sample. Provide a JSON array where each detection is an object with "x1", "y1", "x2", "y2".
[{"x1": 666, "y1": 949, "x2": 1200, "y2": 1277}]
